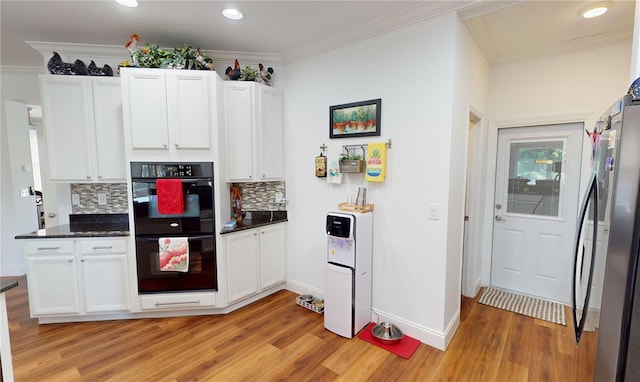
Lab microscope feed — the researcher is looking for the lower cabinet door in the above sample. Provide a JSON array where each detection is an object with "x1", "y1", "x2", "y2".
[
  {"x1": 81, "y1": 254, "x2": 130, "y2": 313},
  {"x1": 27, "y1": 255, "x2": 81, "y2": 315},
  {"x1": 226, "y1": 230, "x2": 260, "y2": 303}
]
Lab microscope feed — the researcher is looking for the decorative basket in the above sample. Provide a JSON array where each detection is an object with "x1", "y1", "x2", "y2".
[
  {"x1": 339, "y1": 160, "x2": 366, "y2": 173},
  {"x1": 338, "y1": 203, "x2": 374, "y2": 213},
  {"x1": 296, "y1": 296, "x2": 324, "y2": 314}
]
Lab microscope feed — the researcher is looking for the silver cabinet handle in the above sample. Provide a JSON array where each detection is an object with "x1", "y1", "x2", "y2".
[
  {"x1": 81, "y1": 258, "x2": 86, "y2": 262},
  {"x1": 37, "y1": 246, "x2": 60, "y2": 250},
  {"x1": 91, "y1": 246, "x2": 113, "y2": 250},
  {"x1": 68, "y1": 259, "x2": 74, "y2": 263},
  {"x1": 154, "y1": 300, "x2": 200, "y2": 306}
]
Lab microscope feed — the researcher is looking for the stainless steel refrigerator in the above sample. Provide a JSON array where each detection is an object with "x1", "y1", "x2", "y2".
[{"x1": 572, "y1": 94, "x2": 640, "y2": 381}]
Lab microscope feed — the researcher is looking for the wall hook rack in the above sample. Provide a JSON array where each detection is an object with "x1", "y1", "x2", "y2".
[{"x1": 341, "y1": 139, "x2": 392, "y2": 156}]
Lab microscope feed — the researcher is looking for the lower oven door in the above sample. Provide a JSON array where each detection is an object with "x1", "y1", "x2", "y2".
[{"x1": 135, "y1": 235, "x2": 217, "y2": 294}]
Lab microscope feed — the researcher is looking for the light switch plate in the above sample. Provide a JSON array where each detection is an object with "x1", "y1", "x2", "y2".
[
  {"x1": 72, "y1": 194, "x2": 80, "y2": 205},
  {"x1": 97, "y1": 193, "x2": 107, "y2": 206},
  {"x1": 428, "y1": 203, "x2": 440, "y2": 220}
]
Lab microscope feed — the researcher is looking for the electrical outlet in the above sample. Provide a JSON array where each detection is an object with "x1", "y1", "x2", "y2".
[
  {"x1": 72, "y1": 194, "x2": 80, "y2": 205},
  {"x1": 275, "y1": 192, "x2": 284, "y2": 203},
  {"x1": 97, "y1": 193, "x2": 107, "y2": 206}
]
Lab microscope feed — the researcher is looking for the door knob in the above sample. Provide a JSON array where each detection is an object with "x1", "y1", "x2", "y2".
[{"x1": 495, "y1": 215, "x2": 506, "y2": 222}]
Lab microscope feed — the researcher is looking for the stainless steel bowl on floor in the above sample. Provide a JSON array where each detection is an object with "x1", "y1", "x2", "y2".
[{"x1": 372, "y1": 322, "x2": 403, "y2": 345}]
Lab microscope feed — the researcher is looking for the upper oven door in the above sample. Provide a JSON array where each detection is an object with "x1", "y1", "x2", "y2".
[{"x1": 132, "y1": 178, "x2": 214, "y2": 235}]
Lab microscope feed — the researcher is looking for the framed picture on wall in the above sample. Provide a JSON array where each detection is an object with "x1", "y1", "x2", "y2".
[{"x1": 330, "y1": 98, "x2": 381, "y2": 139}]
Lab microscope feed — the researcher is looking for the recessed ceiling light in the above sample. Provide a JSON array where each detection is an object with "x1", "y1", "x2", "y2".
[
  {"x1": 116, "y1": 0, "x2": 138, "y2": 7},
  {"x1": 581, "y1": 2, "x2": 610, "y2": 18},
  {"x1": 222, "y1": 8, "x2": 243, "y2": 20}
]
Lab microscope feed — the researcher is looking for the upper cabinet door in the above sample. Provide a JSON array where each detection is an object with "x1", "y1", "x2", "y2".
[
  {"x1": 166, "y1": 71, "x2": 211, "y2": 149},
  {"x1": 257, "y1": 86, "x2": 284, "y2": 180},
  {"x1": 40, "y1": 76, "x2": 94, "y2": 181},
  {"x1": 225, "y1": 82, "x2": 255, "y2": 181},
  {"x1": 92, "y1": 78, "x2": 125, "y2": 181},
  {"x1": 123, "y1": 70, "x2": 169, "y2": 149}
]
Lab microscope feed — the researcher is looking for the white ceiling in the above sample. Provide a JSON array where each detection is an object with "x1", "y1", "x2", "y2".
[{"x1": 0, "y1": 1, "x2": 635, "y2": 69}]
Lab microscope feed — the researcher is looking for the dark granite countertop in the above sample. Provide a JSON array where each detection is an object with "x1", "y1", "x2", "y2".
[
  {"x1": 220, "y1": 211, "x2": 288, "y2": 234},
  {"x1": 1, "y1": 280, "x2": 18, "y2": 293},
  {"x1": 15, "y1": 213, "x2": 129, "y2": 239}
]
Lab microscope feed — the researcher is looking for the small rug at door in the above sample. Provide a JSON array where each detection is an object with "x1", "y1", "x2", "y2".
[
  {"x1": 357, "y1": 323, "x2": 421, "y2": 359},
  {"x1": 478, "y1": 287, "x2": 567, "y2": 326}
]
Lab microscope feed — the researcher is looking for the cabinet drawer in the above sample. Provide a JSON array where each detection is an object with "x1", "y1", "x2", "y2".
[
  {"x1": 79, "y1": 239, "x2": 128, "y2": 254},
  {"x1": 25, "y1": 240, "x2": 75, "y2": 254},
  {"x1": 140, "y1": 292, "x2": 216, "y2": 310}
]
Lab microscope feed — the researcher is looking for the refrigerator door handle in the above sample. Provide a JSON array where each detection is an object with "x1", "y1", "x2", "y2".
[{"x1": 571, "y1": 174, "x2": 599, "y2": 344}]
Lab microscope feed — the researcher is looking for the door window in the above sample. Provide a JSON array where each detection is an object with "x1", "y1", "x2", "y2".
[{"x1": 507, "y1": 140, "x2": 565, "y2": 217}]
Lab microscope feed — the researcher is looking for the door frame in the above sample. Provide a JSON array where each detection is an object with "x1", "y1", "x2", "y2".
[
  {"x1": 478, "y1": 112, "x2": 596, "y2": 288},
  {"x1": 461, "y1": 107, "x2": 487, "y2": 298}
]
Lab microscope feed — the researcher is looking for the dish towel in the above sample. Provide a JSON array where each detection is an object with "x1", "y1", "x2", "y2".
[
  {"x1": 156, "y1": 179, "x2": 184, "y2": 214},
  {"x1": 327, "y1": 147, "x2": 342, "y2": 184},
  {"x1": 365, "y1": 142, "x2": 387, "y2": 182},
  {"x1": 159, "y1": 237, "x2": 189, "y2": 272}
]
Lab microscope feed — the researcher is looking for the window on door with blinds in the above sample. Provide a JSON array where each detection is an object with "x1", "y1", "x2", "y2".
[{"x1": 506, "y1": 140, "x2": 565, "y2": 218}]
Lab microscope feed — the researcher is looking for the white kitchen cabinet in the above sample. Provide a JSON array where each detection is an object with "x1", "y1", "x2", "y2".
[
  {"x1": 226, "y1": 230, "x2": 260, "y2": 303},
  {"x1": 259, "y1": 223, "x2": 286, "y2": 290},
  {"x1": 225, "y1": 223, "x2": 286, "y2": 304},
  {"x1": 225, "y1": 82, "x2": 283, "y2": 182},
  {"x1": 120, "y1": 68, "x2": 217, "y2": 154},
  {"x1": 24, "y1": 238, "x2": 130, "y2": 318},
  {"x1": 78, "y1": 239, "x2": 130, "y2": 313},
  {"x1": 39, "y1": 75, "x2": 125, "y2": 182},
  {"x1": 27, "y1": 254, "x2": 80, "y2": 315}
]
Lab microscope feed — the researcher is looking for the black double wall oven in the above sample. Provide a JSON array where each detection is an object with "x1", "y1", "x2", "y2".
[{"x1": 131, "y1": 162, "x2": 217, "y2": 294}]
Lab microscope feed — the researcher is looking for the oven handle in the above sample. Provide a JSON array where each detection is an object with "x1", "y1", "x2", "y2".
[{"x1": 135, "y1": 235, "x2": 213, "y2": 241}]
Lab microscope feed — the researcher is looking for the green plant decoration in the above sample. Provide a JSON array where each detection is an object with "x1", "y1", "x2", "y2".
[
  {"x1": 122, "y1": 35, "x2": 215, "y2": 70},
  {"x1": 240, "y1": 66, "x2": 259, "y2": 81}
]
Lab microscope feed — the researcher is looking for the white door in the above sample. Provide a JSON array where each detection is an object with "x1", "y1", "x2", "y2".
[{"x1": 491, "y1": 123, "x2": 583, "y2": 303}]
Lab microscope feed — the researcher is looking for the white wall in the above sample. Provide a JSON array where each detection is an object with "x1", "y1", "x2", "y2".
[
  {"x1": 283, "y1": 13, "x2": 481, "y2": 349},
  {"x1": 444, "y1": 16, "x2": 491, "y2": 332},
  {"x1": 1, "y1": 68, "x2": 43, "y2": 275},
  {"x1": 479, "y1": 42, "x2": 632, "y2": 286}
]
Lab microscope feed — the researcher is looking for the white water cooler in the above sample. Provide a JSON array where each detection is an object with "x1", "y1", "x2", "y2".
[{"x1": 324, "y1": 211, "x2": 373, "y2": 338}]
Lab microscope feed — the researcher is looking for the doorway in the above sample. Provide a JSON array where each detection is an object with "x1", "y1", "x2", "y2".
[
  {"x1": 490, "y1": 123, "x2": 583, "y2": 303},
  {"x1": 462, "y1": 110, "x2": 486, "y2": 298}
]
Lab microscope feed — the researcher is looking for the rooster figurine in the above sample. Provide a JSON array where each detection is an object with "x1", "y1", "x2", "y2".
[
  {"x1": 226, "y1": 59, "x2": 241, "y2": 80},
  {"x1": 259, "y1": 63, "x2": 274, "y2": 86}
]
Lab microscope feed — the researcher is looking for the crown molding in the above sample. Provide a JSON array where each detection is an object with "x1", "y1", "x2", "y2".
[
  {"x1": 26, "y1": 41, "x2": 282, "y2": 71},
  {"x1": 464, "y1": 16, "x2": 498, "y2": 66},
  {"x1": 492, "y1": 28, "x2": 633, "y2": 67},
  {"x1": 281, "y1": 1, "x2": 479, "y2": 64},
  {"x1": 457, "y1": 0, "x2": 523, "y2": 20},
  {"x1": 0, "y1": 65, "x2": 45, "y2": 74}
]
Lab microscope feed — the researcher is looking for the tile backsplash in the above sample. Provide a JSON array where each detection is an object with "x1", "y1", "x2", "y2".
[
  {"x1": 238, "y1": 181, "x2": 286, "y2": 211},
  {"x1": 70, "y1": 181, "x2": 286, "y2": 214},
  {"x1": 71, "y1": 183, "x2": 128, "y2": 214}
]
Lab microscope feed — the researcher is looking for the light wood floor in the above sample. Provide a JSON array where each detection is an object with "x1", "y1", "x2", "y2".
[{"x1": 2, "y1": 275, "x2": 596, "y2": 381}]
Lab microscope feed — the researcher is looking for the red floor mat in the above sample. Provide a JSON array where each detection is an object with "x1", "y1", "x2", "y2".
[{"x1": 357, "y1": 322, "x2": 421, "y2": 359}]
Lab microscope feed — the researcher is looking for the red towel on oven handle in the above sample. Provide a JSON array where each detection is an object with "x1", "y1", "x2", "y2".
[{"x1": 156, "y1": 179, "x2": 184, "y2": 214}]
